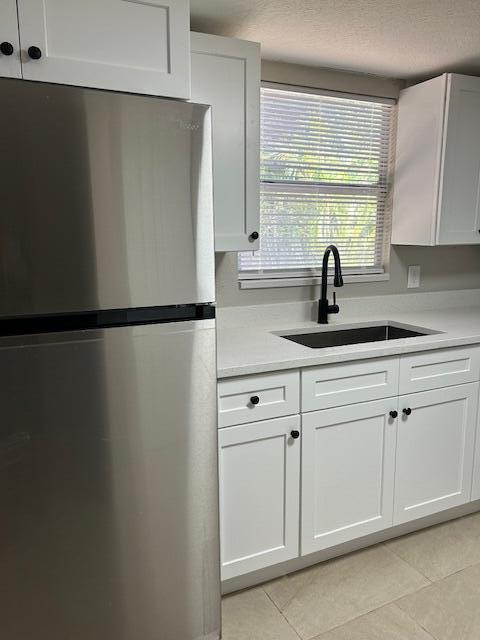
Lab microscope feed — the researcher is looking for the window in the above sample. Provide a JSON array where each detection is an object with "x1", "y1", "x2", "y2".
[{"x1": 239, "y1": 84, "x2": 395, "y2": 284}]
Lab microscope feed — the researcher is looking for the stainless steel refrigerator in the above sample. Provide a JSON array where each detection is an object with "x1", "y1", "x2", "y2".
[{"x1": 0, "y1": 79, "x2": 220, "y2": 640}]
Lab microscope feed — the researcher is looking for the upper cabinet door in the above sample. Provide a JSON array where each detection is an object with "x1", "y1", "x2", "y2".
[
  {"x1": 437, "y1": 74, "x2": 480, "y2": 244},
  {"x1": 191, "y1": 33, "x2": 260, "y2": 252},
  {"x1": 392, "y1": 73, "x2": 480, "y2": 246},
  {"x1": 16, "y1": 0, "x2": 191, "y2": 98},
  {"x1": 0, "y1": 0, "x2": 22, "y2": 79}
]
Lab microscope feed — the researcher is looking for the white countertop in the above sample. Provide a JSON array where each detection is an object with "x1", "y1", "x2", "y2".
[{"x1": 216, "y1": 290, "x2": 480, "y2": 378}]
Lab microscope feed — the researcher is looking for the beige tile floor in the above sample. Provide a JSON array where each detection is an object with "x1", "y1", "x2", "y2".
[{"x1": 222, "y1": 512, "x2": 480, "y2": 640}]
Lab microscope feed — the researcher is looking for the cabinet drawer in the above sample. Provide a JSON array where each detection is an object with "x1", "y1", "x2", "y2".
[
  {"x1": 302, "y1": 357, "x2": 399, "y2": 412},
  {"x1": 399, "y1": 346, "x2": 480, "y2": 394},
  {"x1": 218, "y1": 370, "x2": 300, "y2": 427}
]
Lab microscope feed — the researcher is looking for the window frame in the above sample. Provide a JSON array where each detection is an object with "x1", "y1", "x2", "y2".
[{"x1": 238, "y1": 82, "x2": 396, "y2": 288}]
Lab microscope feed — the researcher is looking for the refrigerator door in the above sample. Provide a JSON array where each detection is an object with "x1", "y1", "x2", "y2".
[
  {"x1": 0, "y1": 321, "x2": 220, "y2": 640},
  {"x1": 0, "y1": 79, "x2": 214, "y2": 317}
]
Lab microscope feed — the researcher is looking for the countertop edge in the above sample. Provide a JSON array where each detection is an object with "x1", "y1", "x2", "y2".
[{"x1": 217, "y1": 333, "x2": 480, "y2": 379}]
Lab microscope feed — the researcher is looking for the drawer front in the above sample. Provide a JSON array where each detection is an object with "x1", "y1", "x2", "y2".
[
  {"x1": 302, "y1": 357, "x2": 400, "y2": 412},
  {"x1": 218, "y1": 370, "x2": 300, "y2": 427},
  {"x1": 399, "y1": 346, "x2": 480, "y2": 394}
]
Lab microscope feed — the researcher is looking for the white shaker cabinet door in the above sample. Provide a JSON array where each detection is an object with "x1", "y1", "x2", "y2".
[
  {"x1": 16, "y1": 0, "x2": 190, "y2": 98},
  {"x1": 394, "y1": 383, "x2": 478, "y2": 524},
  {"x1": 301, "y1": 398, "x2": 397, "y2": 555},
  {"x1": 438, "y1": 74, "x2": 480, "y2": 244},
  {"x1": 191, "y1": 32, "x2": 260, "y2": 252},
  {"x1": 218, "y1": 416, "x2": 300, "y2": 580},
  {"x1": 471, "y1": 389, "x2": 480, "y2": 501},
  {"x1": 0, "y1": 0, "x2": 21, "y2": 78}
]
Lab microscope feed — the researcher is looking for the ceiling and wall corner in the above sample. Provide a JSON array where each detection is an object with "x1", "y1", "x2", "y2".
[
  {"x1": 261, "y1": 60, "x2": 404, "y2": 99},
  {"x1": 192, "y1": 0, "x2": 480, "y2": 307},
  {"x1": 191, "y1": 0, "x2": 480, "y2": 82}
]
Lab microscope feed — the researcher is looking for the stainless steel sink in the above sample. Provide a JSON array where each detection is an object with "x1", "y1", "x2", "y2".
[{"x1": 278, "y1": 323, "x2": 439, "y2": 349}]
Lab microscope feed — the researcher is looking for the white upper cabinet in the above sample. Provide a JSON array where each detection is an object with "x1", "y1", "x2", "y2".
[
  {"x1": 191, "y1": 32, "x2": 260, "y2": 252},
  {"x1": 392, "y1": 74, "x2": 480, "y2": 245},
  {"x1": 439, "y1": 75, "x2": 480, "y2": 244},
  {"x1": 0, "y1": 0, "x2": 21, "y2": 78},
  {"x1": 15, "y1": 0, "x2": 190, "y2": 98}
]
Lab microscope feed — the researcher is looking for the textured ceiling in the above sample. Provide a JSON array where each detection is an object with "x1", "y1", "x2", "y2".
[{"x1": 190, "y1": 0, "x2": 480, "y2": 80}]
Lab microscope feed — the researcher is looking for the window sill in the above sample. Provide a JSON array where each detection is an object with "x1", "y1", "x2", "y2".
[{"x1": 239, "y1": 272, "x2": 390, "y2": 289}]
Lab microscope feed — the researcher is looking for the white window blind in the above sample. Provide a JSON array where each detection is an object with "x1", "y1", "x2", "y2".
[{"x1": 239, "y1": 85, "x2": 395, "y2": 280}]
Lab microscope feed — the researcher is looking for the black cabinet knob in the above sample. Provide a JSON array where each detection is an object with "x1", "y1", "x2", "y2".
[
  {"x1": 290, "y1": 430, "x2": 300, "y2": 439},
  {"x1": 403, "y1": 407, "x2": 412, "y2": 416},
  {"x1": 249, "y1": 231, "x2": 259, "y2": 242},
  {"x1": 250, "y1": 395, "x2": 260, "y2": 405},
  {"x1": 27, "y1": 46, "x2": 42, "y2": 60},
  {"x1": 389, "y1": 410, "x2": 398, "y2": 419},
  {"x1": 0, "y1": 42, "x2": 14, "y2": 56}
]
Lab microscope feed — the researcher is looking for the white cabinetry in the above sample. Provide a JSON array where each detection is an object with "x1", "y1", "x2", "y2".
[
  {"x1": 218, "y1": 370, "x2": 299, "y2": 428},
  {"x1": 6, "y1": 0, "x2": 190, "y2": 98},
  {"x1": 302, "y1": 399, "x2": 397, "y2": 554},
  {"x1": 0, "y1": 0, "x2": 21, "y2": 78},
  {"x1": 392, "y1": 74, "x2": 480, "y2": 245},
  {"x1": 471, "y1": 406, "x2": 480, "y2": 501},
  {"x1": 191, "y1": 32, "x2": 260, "y2": 251},
  {"x1": 218, "y1": 416, "x2": 301, "y2": 580},
  {"x1": 399, "y1": 346, "x2": 480, "y2": 394},
  {"x1": 219, "y1": 346, "x2": 480, "y2": 584},
  {"x1": 394, "y1": 383, "x2": 478, "y2": 524},
  {"x1": 302, "y1": 357, "x2": 399, "y2": 412}
]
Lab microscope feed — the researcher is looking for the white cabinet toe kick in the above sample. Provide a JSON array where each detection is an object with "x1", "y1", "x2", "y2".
[{"x1": 217, "y1": 345, "x2": 480, "y2": 586}]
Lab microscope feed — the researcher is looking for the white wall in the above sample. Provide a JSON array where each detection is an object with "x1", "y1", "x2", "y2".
[{"x1": 215, "y1": 60, "x2": 480, "y2": 307}]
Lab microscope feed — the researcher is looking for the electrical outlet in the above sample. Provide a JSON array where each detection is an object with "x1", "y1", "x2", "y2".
[{"x1": 407, "y1": 265, "x2": 421, "y2": 288}]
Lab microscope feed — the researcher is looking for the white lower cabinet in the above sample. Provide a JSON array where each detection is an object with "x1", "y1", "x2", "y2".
[
  {"x1": 219, "y1": 349, "x2": 480, "y2": 583},
  {"x1": 301, "y1": 398, "x2": 397, "y2": 554},
  {"x1": 218, "y1": 415, "x2": 301, "y2": 580},
  {"x1": 393, "y1": 383, "x2": 479, "y2": 524}
]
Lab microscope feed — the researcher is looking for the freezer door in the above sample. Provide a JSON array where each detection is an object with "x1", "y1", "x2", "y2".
[
  {"x1": 0, "y1": 79, "x2": 215, "y2": 316},
  {"x1": 0, "y1": 321, "x2": 220, "y2": 640}
]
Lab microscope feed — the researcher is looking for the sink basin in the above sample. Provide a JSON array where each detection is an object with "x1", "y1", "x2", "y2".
[{"x1": 278, "y1": 323, "x2": 438, "y2": 349}]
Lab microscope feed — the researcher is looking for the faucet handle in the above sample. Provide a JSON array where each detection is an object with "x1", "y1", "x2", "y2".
[{"x1": 328, "y1": 291, "x2": 340, "y2": 315}]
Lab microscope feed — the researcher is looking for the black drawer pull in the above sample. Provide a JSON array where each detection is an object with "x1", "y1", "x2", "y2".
[
  {"x1": 27, "y1": 46, "x2": 42, "y2": 60},
  {"x1": 0, "y1": 42, "x2": 14, "y2": 56},
  {"x1": 250, "y1": 395, "x2": 260, "y2": 405}
]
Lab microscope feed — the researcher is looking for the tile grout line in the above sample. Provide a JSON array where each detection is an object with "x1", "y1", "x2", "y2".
[
  {"x1": 389, "y1": 602, "x2": 439, "y2": 640},
  {"x1": 382, "y1": 542, "x2": 434, "y2": 584},
  {"x1": 262, "y1": 586, "x2": 303, "y2": 640},
  {"x1": 385, "y1": 537, "x2": 480, "y2": 583},
  {"x1": 259, "y1": 546, "x2": 435, "y2": 640},
  {"x1": 388, "y1": 558, "x2": 480, "y2": 639}
]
